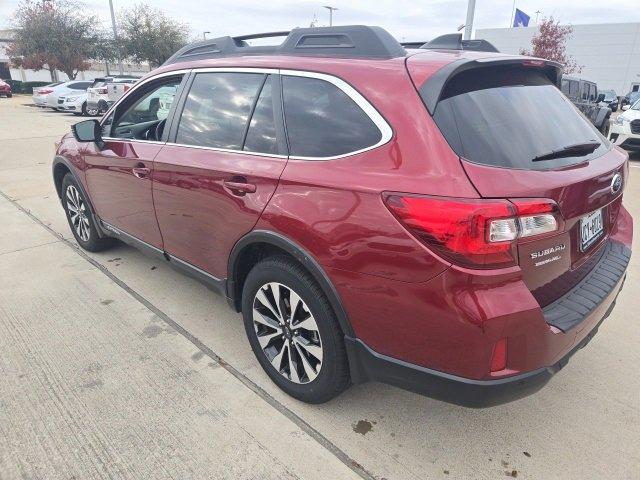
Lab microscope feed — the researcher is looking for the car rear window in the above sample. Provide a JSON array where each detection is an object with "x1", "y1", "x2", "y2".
[
  {"x1": 432, "y1": 66, "x2": 609, "y2": 171},
  {"x1": 282, "y1": 76, "x2": 382, "y2": 158}
]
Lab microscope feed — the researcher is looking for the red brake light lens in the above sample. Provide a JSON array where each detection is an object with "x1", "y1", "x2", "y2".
[
  {"x1": 383, "y1": 195, "x2": 560, "y2": 269},
  {"x1": 383, "y1": 195, "x2": 517, "y2": 268}
]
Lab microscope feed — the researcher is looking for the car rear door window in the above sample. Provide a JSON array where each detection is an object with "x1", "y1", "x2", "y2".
[
  {"x1": 176, "y1": 72, "x2": 264, "y2": 150},
  {"x1": 569, "y1": 80, "x2": 579, "y2": 97},
  {"x1": 243, "y1": 76, "x2": 277, "y2": 155},
  {"x1": 282, "y1": 75, "x2": 382, "y2": 158}
]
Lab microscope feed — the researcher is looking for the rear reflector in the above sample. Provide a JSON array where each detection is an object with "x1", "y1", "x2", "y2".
[
  {"x1": 490, "y1": 338, "x2": 507, "y2": 372},
  {"x1": 383, "y1": 194, "x2": 560, "y2": 269}
]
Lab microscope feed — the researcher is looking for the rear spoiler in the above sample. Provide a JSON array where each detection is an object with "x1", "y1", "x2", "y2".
[{"x1": 418, "y1": 56, "x2": 563, "y2": 115}]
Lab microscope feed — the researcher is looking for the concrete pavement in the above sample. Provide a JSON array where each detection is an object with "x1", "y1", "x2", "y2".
[{"x1": 0, "y1": 96, "x2": 638, "y2": 479}]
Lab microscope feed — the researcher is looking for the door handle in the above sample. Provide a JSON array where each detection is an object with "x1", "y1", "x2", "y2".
[
  {"x1": 132, "y1": 166, "x2": 151, "y2": 179},
  {"x1": 223, "y1": 179, "x2": 256, "y2": 194}
]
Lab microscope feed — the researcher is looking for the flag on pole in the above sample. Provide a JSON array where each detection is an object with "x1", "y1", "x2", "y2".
[{"x1": 513, "y1": 8, "x2": 530, "y2": 27}]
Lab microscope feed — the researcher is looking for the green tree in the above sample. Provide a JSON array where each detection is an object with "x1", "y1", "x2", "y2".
[
  {"x1": 118, "y1": 3, "x2": 190, "y2": 69},
  {"x1": 8, "y1": 0, "x2": 102, "y2": 81}
]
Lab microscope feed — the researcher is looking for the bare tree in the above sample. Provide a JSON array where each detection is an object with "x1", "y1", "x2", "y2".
[
  {"x1": 118, "y1": 3, "x2": 190, "y2": 69},
  {"x1": 7, "y1": 0, "x2": 102, "y2": 81},
  {"x1": 520, "y1": 17, "x2": 582, "y2": 74}
]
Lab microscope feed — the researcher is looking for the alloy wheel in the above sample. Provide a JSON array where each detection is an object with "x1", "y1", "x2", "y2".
[
  {"x1": 66, "y1": 185, "x2": 91, "y2": 242},
  {"x1": 252, "y1": 282, "x2": 323, "y2": 384}
]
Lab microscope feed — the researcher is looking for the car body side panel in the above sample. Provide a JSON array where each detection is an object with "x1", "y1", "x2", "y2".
[{"x1": 153, "y1": 145, "x2": 287, "y2": 278}]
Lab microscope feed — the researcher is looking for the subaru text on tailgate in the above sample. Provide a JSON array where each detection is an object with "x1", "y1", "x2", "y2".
[{"x1": 52, "y1": 26, "x2": 632, "y2": 407}]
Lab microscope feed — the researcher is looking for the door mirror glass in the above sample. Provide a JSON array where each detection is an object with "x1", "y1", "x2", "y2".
[{"x1": 72, "y1": 119, "x2": 101, "y2": 143}]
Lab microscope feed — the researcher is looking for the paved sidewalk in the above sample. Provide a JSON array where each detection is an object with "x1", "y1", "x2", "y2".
[{"x1": 0, "y1": 194, "x2": 360, "y2": 480}]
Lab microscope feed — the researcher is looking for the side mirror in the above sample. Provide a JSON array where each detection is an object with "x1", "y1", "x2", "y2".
[
  {"x1": 596, "y1": 93, "x2": 605, "y2": 103},
  {"x1": 622, "y1": 105, "x2": 630, "y2": 111},
  {"x1": 71, "y1": 119, "x2": 104, "y2": 149}
]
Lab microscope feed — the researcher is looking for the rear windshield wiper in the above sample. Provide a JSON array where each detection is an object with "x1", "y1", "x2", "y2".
[{"x1": 531, "y1": 141, "x2": 601, "y2": 162}]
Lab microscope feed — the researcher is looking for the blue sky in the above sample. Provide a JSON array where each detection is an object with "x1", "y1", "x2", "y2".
[{"x1": 2, "y1": 0, "x2": 639, "y2": 41}]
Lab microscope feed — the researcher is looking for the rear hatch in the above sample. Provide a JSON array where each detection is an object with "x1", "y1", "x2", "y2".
[{"x1": 409, "y1": 55, "x2": 627, "y2": 307}]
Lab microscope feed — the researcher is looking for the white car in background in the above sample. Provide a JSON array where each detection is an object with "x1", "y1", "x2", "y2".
[
  {"x1": 56, "y1": 91, "x2": 90, "y2": 116},
  {"x1": 609, "y1": 99, "x2": 640, "y2": 151},
  {"x1": 46, "y1": 80, "x2": 93, "y2": 109},
  {"x1": 32, "y1": 82, "x2": 62, "y2": 107},
  {"x1": 86, "y1": 76, "x2": 138, "y2": 115}
]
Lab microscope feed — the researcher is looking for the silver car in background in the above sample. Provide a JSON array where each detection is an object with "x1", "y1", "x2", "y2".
[
  {"x1": 45, "y1": 80, "x2": 93, "y2": 109},
  {"x1": 32, "y1": 82, "x2": 62, "y2": 107}
]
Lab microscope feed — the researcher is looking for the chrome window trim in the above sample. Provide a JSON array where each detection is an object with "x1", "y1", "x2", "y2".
[
  {"x1": 102, "y1": 137, "x2": 165, "y2": 145},
  {"x1": 164, "y1": 142, "x2": 287, "y2": 159},
  {"x1": 101, "y1": 66, "x2": 393, "y2": 160}
]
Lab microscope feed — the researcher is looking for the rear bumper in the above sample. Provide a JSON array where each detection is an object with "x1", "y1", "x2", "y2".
[{"x1": 347, "y1": 272, "x2": 625, "y2": 408}]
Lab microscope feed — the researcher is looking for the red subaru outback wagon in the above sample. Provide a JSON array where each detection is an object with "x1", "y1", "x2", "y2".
[{"x1": 53, "y1": 26, "x2": 632, "y2": 407}]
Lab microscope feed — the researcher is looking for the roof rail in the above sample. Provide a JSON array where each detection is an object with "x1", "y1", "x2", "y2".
[
  {"x1": 401, "y1": 41, "x2": 428, "y2": 49},
  {"x1": 422, "y1": 33, "x2": 499, "y2": 53},
  {"x1": 163, "y1": 25, "x2": 407, "y2": 65}
]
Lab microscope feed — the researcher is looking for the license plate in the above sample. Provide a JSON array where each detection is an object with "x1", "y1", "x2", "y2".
[{"x1": 580, "y1": 209, "x2": 603, "y2": 251}]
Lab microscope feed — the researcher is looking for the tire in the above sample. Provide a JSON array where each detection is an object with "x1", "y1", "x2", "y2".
[
  {"x1": 85, "y1": 104, "x2": 99, "y2": 116},
  {"x1": 7, "y1": 93, "x2": 12, "y2": 98},
  {"x1": 242, "y1": 255, "x2": 350, "y2": 403},
  {"x1": 601, "y1": 117, "x2": 611, "y2": 137},
  {"x1": 61, "y1": 173, "x2": 115, "y2": 252}
]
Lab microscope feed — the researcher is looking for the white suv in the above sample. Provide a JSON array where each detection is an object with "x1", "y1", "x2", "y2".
[
  {"x1": 609, "y1": 99, "x2": 640, "y2": 151},
  {"x1": 86, "y1": 77, "x2": 138, "y2": 115}
]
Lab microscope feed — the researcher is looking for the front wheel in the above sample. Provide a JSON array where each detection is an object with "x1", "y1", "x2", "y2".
[
  {"x1": 242, "y1": 256, "x2": 350, "y2": 403},
  {"x1": 61, "y1": 173, "x2": 115, "y2": 252}
]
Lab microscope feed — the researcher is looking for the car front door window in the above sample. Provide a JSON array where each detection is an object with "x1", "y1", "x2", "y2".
[{"x1": 111, "y1": 78, "x2": 181, "y2": 141}]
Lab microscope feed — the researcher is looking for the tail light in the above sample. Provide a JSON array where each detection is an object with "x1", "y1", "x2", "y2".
[
  {"x1": 38, "y1": 88, "x2": 53, "y2": 94},
  {"x1": 383, "y1": 194, "x2": 560, "y2": 269},
  {"x1": 123, "y1": 84, "x2": 131, "y2": 92}
]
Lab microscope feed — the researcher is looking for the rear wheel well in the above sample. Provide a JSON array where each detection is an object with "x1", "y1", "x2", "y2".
[
  {"x1": 229, "y1": 237, "x2": 354, "y2": 339},
  {"x1": 231, "y1": 242, "x2": 293, "y2": 311},
  {"x1": 53, "y1": 163, "x2": 71, "y2": 200}
]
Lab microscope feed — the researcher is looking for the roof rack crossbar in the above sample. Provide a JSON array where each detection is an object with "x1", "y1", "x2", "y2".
[
  {"x1": 422, "y1": 33, "x2": 499, "y2": 53},
  {"x1": 162, "y1": 25, "x2": 407, "y2": 66},
  {"x1": 234, "y1": 31, "x2": 291, "y2": 42}
]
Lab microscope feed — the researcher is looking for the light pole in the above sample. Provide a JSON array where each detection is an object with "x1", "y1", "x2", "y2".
[
  {"x1": 535, "y1": 10, "x2": 541, "y2": 24},
  {"x1": 203, "y1": 31, "x2": 211, "y2": 40},
  {"x1": 108, "y1": 0, "x2": 124, "y2": 75},
  {"x1": 323, "y1": 6, "x2": 338, "y2": 27},
  {"x1": 463, "y1": 0, "x2": 476, "y2": 40}
]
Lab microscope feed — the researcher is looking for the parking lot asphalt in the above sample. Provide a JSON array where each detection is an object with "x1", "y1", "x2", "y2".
[{"x1": 1, "y1": 96, "x2": 638, "y2": 480}]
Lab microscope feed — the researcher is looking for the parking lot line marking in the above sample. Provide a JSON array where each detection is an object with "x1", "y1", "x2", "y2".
[{"x1": 0, "y1": 189, "x2": 377, "y2": 480}]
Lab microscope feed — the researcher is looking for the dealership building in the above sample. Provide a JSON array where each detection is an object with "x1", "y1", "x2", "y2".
[{"x1": 476, "y1": 22, "x2": 640, "y2": 95}]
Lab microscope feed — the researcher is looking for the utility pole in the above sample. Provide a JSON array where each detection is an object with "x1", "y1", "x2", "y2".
[
  {"x1": 463, "y1": 0, "x2": 476, "y2": 40},
  {"x1": 203, "y1": 31, "x2": 211, "y2": 40},
  {"x1": 108, "y1": 0, "x2": 124, "y2": 75},
  {"x1": 323, "y1": 6, "x2": 338, "y2": 27},
  {"x1": 535, "y1": 10, "x2": 541, "y2": 24}
]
